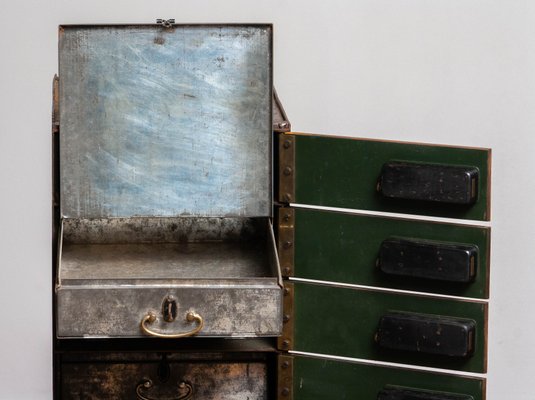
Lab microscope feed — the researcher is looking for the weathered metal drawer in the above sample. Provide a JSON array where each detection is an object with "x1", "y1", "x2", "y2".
[
  {"x1": 56, "y1": 217, "x2": 282, "y2": 338},
  {"x1": 60, "y1": 352, "x2": 270, "y2": 399}
]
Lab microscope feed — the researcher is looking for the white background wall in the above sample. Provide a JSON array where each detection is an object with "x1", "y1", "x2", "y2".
[{"x1": 1, "y1": 1, "x2": 533, "y2": 398}]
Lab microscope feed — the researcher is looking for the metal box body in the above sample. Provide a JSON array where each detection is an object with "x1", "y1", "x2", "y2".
[{"x1": 55, "y1": 24, "x2": 282, "y2": 339}]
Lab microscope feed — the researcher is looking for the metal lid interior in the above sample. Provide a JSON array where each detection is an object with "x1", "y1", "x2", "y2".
[{"x1": 59, "y1": 25, "x2": 273, "y2": 219}]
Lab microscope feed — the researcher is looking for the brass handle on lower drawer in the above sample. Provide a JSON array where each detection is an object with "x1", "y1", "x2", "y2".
[
  {"x1": 136, "y1": 379, "x2": 193, "y2": 400},
  {"x1": 140, "y1": 311, "x2": 204, "y2": 338}
]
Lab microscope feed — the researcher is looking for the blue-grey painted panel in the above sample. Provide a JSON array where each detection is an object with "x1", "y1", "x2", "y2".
[{"x1": 59, "y1": 25, "x2": 272, "y2": 218}]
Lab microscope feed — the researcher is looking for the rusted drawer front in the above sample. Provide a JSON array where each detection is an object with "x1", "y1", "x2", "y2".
[{"x1": 61, "y1": 359, "x2": 268, "y2": 400}]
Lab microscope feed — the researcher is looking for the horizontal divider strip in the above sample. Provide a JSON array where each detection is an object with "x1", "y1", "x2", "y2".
[
  {"x1": 291, "y1": 203, "x2": 491, "y2": 227},
  {"x1": 289, "y1": 350, "x2": 487, "y2": 379},
  {"x1": 289, "y1": 277, "x2": 490, "y2": 303}
]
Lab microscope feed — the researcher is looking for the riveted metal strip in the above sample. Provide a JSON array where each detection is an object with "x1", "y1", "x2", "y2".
[
  {"x1": 277, "y1": 281, "x2": 294, "y2": 351},
  {"x1": 277, "y1": 354, "x2": 294, "y2": 400},
  {"x1": 277, "y1": 207, "x2": 295, "y2": 277},
  {"x1": 278, "y1": 133, "x2": 295, "y2": 203}
]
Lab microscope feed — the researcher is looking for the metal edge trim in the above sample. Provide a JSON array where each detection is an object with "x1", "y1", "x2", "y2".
[
  {"x1": 277, "y1": 207, "x2": 295, "y2": 278},
  {"x1": 289, "y1": 351, "x2": 488, "y2": 380},
  {"x1": 277, "y1": 354, "x2": 294, "y2": 400},
  {"x1": 268, "y1": 219, "x2": 284, "y2": 288},
  {"x1": 273, "y1": 88, "x2": 291, "y2": 132},
  {"x1": 277, "y1": 281, "x2": 294, "y2": 352},
  {"x1": 278, "y1": 134, "x2": 295, "y2": 203}
]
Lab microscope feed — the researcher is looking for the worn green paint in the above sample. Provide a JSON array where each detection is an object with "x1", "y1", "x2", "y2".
[
  {"x1": 292, "y1": 355, "x2": 485, "y2": 400},
  {"x1": 293, "y1": 133, "x2": 490, "y2": 221},
  {"x1": 294, "y1": 208, "x2": 490, "y2": 298},
  {"x1": 293, "y1": 282, "x2": 487, "y2": 373}
]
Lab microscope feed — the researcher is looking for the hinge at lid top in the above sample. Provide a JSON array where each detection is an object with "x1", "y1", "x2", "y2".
[
  {"x1": 278, "y1": 133, "x2": 295, "y2": 203},
  {"x1": 277, "y1": 354, "x2": 294, "y2": 400},
  {"x1": 156, "y1": 18, "x2": 175, "y2": 28},
  {"x1": 277, "y1": 281, "x2": 294, "y2": 352},
  {"x1": 277, "y1": 207, "x2": 295, "y2": 277},
  {"x1": 52, "y1": 74, "x2": 59, "y2": 134}
]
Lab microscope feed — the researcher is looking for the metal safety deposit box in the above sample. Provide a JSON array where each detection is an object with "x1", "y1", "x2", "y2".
[{"x1": 53, "y1": 23, "x2": 491, "y2": 400}]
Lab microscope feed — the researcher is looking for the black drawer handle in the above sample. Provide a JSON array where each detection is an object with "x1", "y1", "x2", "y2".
[
  {"x1": 375, "y1": 312, "x2": 476, "y2": 358},
  {"x1": 378, "y1": 238, "x2": 478, "y2": 283},
  {"x1": 377, "y1": 385, "x2": 474, "y2": 400},
  {"x1": 377, "y1": 162, "x2": 479, "y2": 205},
  {"x1": 136, "y1": 379, "x2": 193, "y2": 400}
]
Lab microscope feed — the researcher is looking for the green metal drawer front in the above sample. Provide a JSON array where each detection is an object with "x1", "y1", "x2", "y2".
[
  {"x1": 288, "y1": 356, "x2": 484, "y2": 400},
  {"x1": 291, "y1": 208, "x2": 490, "y2": 298},
  {"x1": 281, "y1": 133, "x2": 490, "y2": 221},
  {"x1": 292, "y1": 282, "x2": 487, "y2": 373}
]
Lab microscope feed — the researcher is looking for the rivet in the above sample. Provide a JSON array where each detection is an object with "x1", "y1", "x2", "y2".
[
  {"x1": 283, "y1": 213, "x2": 291, "y2": 222},
  {"x1": 283, "y1": 267, "x2": 291, "y2": 275},
  {"x1": 279, "y1": 121, "x2": 289, "y2": 129},
  {"x1": 282, "y1": 339, "x2": 290, "y2": 348},
  {"x1": 283, "y1": 193, "x2": 292, "y2": 202},
  {"x1": 282, "y1": 387, "x2": 290, "y2": 396},
  {"x1": 283, "y1": 287, "x2": 290, "y2": 296},
  {"x1": 283, "y1": 314, "x2": 291, "y2": 322},
  {"x1": 283, "y1": 166, "x2": 293, "y2": 176},
  {"x1": 281, "y1": 361, "x2": 290, "y2": 369},
  {"x1": 283, "y1": 139, "x2": 291, "y2": 149},
  {"x1": 283, "y1": 241, "x2": 293, "y2": 249}
]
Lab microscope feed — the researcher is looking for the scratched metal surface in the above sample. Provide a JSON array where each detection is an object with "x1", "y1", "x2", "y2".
[
  {"x1": 62, "y1": 216, "x2": 266, "y2": 244},
  {"x1": 60, "y1": 242, "x2": 271, "y2": 281},
  {"x1": 56, "y1": 286, "x2": 282, "y2": 338},
  {"x1": 56, "y1": 216, "x2": 283, "y2": 337},
  {"x1": 59, "y1": 25, "x2": 272, "y2": 218}
]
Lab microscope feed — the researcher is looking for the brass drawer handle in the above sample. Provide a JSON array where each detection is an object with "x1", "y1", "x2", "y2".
[
  {"x1": 140, "y1": 311, "x2": 204, "y2": 338},
  {"x1": 136, "y1": 379, "x2": 193, "y2": 400}
]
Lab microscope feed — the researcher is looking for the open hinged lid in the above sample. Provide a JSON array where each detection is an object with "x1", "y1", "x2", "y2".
[
  {"x1": 59, "y1": 24, "x2": 273, "y2": 219},
  {"x1": 55, "y1": 24, "x2": 282, "y2": 339}
]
